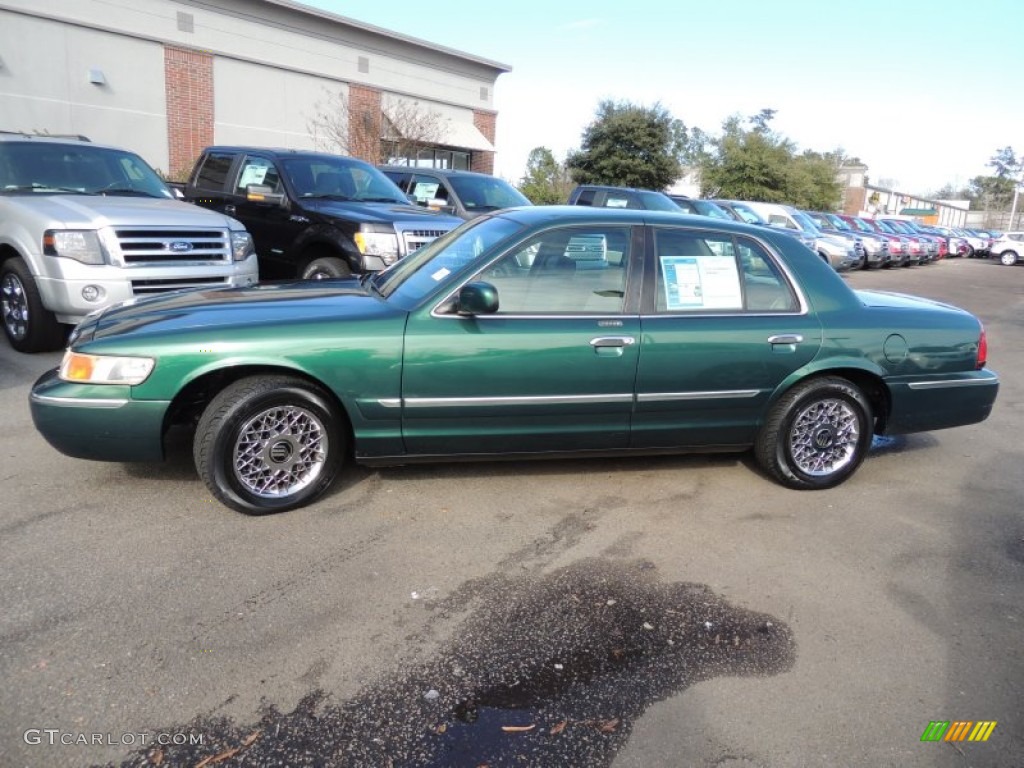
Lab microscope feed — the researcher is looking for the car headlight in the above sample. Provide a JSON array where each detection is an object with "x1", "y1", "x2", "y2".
[
  {"x1": 230, "y1": 231, "x2": 255, "y2": 262},
  {"x1": 354, "y1": 224, "x2": 400, "y2": 265},
  {"x1": 59, "y1": 351, "x2": 155, "y2": 385},
  {"x1": 43, "y1": 230, "x2": 107, "y2": 265}
]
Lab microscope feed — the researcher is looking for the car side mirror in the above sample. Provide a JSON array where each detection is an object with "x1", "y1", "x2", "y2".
[
  {"x1": 246, "y1": 184, "x2": 286, "y2": 206},
  {"x1": 456, "y1": 282, "x2": 499, "y2": 315},
  {"x1": 428, "y1": 198, "x2": 456, "y2": 214}
]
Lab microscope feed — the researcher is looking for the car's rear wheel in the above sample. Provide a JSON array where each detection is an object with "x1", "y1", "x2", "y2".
[
  {"x1": 999, "y1": 250, "x2": 1018, "y2": 266},
  {"x1": 1, "y1": 257, "x2": 65, "y2": 353},
  {"x1": 755, "y1": 376, "x2": 873, "y2": 490},
  {"x1": 194, "y1": 375, "x2": 345, "y2": 514},
  {"x1": 302, "y1": 256, "x2": 351, "y2": 280}
]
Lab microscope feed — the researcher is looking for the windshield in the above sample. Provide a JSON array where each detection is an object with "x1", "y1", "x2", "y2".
[
  {"x1": 791, "y1": 211, "x2": 821, "y2": 233},
  {"x1": 849, "y1": 217, "x2": 873, "y2": 233},
  {"x1": 638, "y1": 191, "x2": 684, "y2": 212},
  {"x1": 375, "y1": 215, "x2": 525, "y2": 303},
  {"x1": 824, "y1": 213, "x2": 852, "y2": 231},
  {"x1": 0, "y1": 142, "x2": 172, "y2": 197},
  {"x1": 691, "y1": 200, "x2": 732, "y2": 220},
  {"x1": 448, "y1": 175, "x2": 531, "y2": 212},
  {"x1": 730, "y1": 203, "x2": 765, "y2": 225},
  {"x1": 280, "y1": 156, "x2": 407, "y2": 203}
]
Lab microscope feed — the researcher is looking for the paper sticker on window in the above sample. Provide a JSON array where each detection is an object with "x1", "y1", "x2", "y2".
[
  {"x1": 661, "y1": 255, "x2": 742, "y2": 310},
  {"x1": 430, "y1": 267, "x2": 451, "y2": 281},
  {"x1": 238, "y1": 164, "x2": 270, "y2": 189},
  {"x1": 412, "y1": 182, "x2": 440, "y2": 202}
]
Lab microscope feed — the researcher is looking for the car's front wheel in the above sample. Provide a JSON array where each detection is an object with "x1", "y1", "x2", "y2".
[
  {"x1": 755, "y1": 376, "x2": 873, "y2": 490},
  {"x1": 999, "y1": 250, "x2": 1018, "y2": 266},
  {"x1": 1, "y1": 257, "x2": 65, "y2": 353},
  {"x1": 194, "y1": 375, "x2": 345, "y2": 514}
]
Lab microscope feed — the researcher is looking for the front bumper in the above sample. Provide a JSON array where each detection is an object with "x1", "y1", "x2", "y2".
[{"x1": 30, "y1": 369, "x2": 169, "y2": 462}]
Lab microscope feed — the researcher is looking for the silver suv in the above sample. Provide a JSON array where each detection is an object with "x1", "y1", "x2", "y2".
[
  {"x1": 991, "y1": 231, "x2": 1024, "y2": 266},
  {"x1": 0, "y1": 134, "x2": 258, "y2": 351}
]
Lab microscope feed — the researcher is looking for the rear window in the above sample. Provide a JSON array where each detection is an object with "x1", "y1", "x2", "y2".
[{"x1": 194, "y1": 152, "x2": 235, "y2": 190}]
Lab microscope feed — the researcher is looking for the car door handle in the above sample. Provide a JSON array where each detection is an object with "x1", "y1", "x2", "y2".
[
  {"x1": 224, "y1": 204, "x2": 236, "y2": 216},
  {"x1": 590, "y1": 336, "x2": 636, "y2": 348},
  {"x1": 767, "y1": 334, "x2": 804, "y2": 345}
]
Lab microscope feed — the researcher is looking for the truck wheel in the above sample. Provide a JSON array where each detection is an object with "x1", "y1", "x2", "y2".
[
  {"x1": 302, "y1": 257, "x2": 351, "y2": 280},
  {"x1": 194, "y1": 375, "x2": 345, "y2": 515},
  {"x1": 1, "y1": 257, "x2": 65, "y2": 353}
]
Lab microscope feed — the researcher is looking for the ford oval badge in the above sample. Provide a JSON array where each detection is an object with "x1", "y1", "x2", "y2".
[{"x1": 168, "y1": 241, "x2": 193, "y2": 253}]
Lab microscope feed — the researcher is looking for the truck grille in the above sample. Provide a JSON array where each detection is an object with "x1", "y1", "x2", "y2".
[
  {"x1": 114, "y1": 228, "x2": 230, "y2": 264},
  {"x1": 130, "y1": 277, "x2": 229, "y2": 295},
  {"x1": 399, "y1": 228, "x2": 452, "y2": 256}
]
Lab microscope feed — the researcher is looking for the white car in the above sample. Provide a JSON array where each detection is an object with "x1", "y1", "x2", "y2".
[{"x1": 990, "y1": 231, "x2": 1024, "y2": 266}]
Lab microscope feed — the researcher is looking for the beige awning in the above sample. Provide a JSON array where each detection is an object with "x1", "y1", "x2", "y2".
[{"x1": 381, "y1": 101, "x2": 494, "y2": 152}]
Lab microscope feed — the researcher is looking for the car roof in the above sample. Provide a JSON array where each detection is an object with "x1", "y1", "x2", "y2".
[
  {"x1": 491, "y1": 204, "x2": 772, "y2": 235},
  {"x1": 203, "y1": 146, "x2": 373, "y2": 164}
]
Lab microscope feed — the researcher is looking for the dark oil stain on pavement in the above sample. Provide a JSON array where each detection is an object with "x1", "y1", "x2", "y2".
[{"x1": 110, "y1": 559, "x2": 795, "y2": 768}]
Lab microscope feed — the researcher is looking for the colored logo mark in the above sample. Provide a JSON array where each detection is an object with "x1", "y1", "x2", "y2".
[{"x1": 921, "y1": 721, "x2": 997, "y2": 742}]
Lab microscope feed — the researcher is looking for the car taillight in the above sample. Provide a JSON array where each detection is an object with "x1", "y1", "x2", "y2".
[{"x1": 977, "y1": 326, "x2": 988, "y2": 369}]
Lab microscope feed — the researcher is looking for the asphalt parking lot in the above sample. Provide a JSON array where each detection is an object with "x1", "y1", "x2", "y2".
[{"x1": 1, "y1": 257, "x2": 1021, "y2": 768}]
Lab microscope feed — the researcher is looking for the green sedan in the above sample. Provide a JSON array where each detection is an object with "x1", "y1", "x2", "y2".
[{"x1": 30, "y1": 207, "x2": 999, "y2": 514}]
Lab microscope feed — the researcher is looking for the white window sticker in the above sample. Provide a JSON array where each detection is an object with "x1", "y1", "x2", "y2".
[
  {"x1": 238, "y1": 164, "x2": 269, "y2": 188},
  {"x1": 661, "y1": 255, "x2": 742, "y2": 310},
  {"x1": 430, "y1": 267, "x2": 451, "y2": 281}
]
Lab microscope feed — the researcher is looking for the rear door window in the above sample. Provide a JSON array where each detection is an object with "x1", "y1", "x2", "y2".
[{"x1": 194, "y1": 152, "x2": 235, "y2": 191}]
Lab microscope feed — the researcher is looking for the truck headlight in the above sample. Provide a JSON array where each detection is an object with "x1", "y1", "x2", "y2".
[
  {"x1": 42, "y1": 230, "x2": 107, "y2": 265},
  {"x1": 230, "y1": 231, "x2": 255, "y2": 262},
  {"x1": 354, "y1": 224, "x2": 400, "y2": 265},
  {"x1": 59, "y1": 351, "x2": 155, "y2": 385}
]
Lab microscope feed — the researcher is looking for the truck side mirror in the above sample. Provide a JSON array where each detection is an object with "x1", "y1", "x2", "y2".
[{"x1": 246, "y1": 184, "x2": 286, "y2": 206}]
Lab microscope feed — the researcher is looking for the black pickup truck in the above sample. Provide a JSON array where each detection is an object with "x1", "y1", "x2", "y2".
[{"x1": 182, "y1": 147, "x2": 462, "y2": 279}]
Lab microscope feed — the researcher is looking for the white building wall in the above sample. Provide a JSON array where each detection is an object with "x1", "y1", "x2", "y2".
[
  {"x1": 0, "y1": 11, "x2": 169, "y2": 170},
  {"x1": 213, "y1": 59, "x2": 343, "y2": 149}
]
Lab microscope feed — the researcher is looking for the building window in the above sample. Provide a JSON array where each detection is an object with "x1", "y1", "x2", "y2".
[{"x1": 382, "y1": 141, "x2": 471, "y2": 171}]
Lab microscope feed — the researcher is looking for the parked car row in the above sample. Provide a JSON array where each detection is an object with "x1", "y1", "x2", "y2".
[{"x1": 564, "y1": 184, "x2": 1023, "y2": 274}]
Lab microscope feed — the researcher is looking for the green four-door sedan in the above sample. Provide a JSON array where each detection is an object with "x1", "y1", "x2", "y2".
[{"x1": 30, "y1": 207, "x2": 999, "y2": 515}]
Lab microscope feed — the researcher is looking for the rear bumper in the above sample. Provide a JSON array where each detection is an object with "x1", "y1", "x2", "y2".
[
  {"x1": 883, "y1": 370, "x2": 999, "y2": 435},
  {"x1": 29, "y1": 369, "x2": 169, "y2": 462}
]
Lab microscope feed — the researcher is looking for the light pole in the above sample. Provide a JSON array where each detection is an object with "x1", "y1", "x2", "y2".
[{"x1": 1010, "y1": 183, "x2": 1020, "y2": 231}]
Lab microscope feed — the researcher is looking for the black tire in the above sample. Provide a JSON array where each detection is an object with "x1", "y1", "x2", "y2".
[
  {"x1": 999, "y1": 250, "x2": 1018, "y2": 266},
  {"x1": 301, "y1": 256, "x2": 351, "y2": 280},
  {"x1": 755, "y1": 376, "x2": 873, "y2": 490},
  {"x1": 1, "y1": 257, "x2": 65, "y2": 353},
  {"x1": 964, "y1": 245, "x2": 975, "y2": 259},
  {"x1": 194, "y1": 375, "x2": 345, "y2": 514}
]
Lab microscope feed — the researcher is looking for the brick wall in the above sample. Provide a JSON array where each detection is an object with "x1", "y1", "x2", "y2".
[
  {"x1": 164, "y1": 46, "x2": 213, "y2": 180},
  {"x1": 843, "y1": 186, "x2": 868, "y2": 215},
  {"x1": 348, "y1": 84, "x2": 382, "y2": 163},
  {"x1": 471, "y1": 110, "x2": 496, "y2": 174}
]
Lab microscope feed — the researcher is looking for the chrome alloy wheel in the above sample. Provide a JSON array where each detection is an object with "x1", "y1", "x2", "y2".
[
  {"x1": 788, "y1": 398, "x2": 860, "y2": 477},
  {"x1": 233, "y1": 405, "x2": 328, "y2": 498},
  {"x1": 1, "y1": 272, "x2": 29, "y2": 341}
]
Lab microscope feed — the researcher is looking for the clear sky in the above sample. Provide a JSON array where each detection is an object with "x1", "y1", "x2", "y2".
[{"x1": 301, "y1": 0, "x2": 1024, "y2": 195}]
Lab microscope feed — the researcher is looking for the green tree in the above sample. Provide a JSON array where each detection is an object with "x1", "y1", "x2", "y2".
[
  {"x1": 970, "y1": 175, "x2": 1016, "y2": 208},
  {"x1": 517, "y1": 147, "x2": 573, "y2": 204},
  {"x1": 566, "y1": 100, "x2": 686, "y2": 189},
  {"x1": 697, "y1": 112, "x2": 842, "y2": 209},
  {"x1": 698, "y1": 114, "x2": 794, "y2": 202},
  {"x1": 988, "y1": 146, "x2": 1021, "y2": 179}
]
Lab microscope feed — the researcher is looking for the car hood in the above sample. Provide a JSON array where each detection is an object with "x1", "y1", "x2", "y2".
[
  {"x1": 8, "y1": 194, "x2": 238, "y2": 228},
  {"x1": 76, "y1": 279, "x2": 398, "y2": 344},
  {"x1": 302, "y1": 199, "x2": 462, "y2": 227}
]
